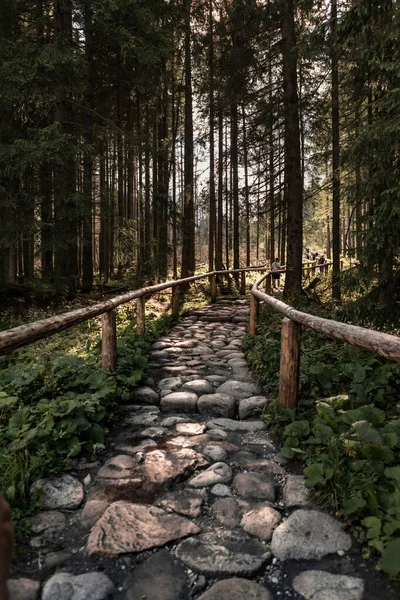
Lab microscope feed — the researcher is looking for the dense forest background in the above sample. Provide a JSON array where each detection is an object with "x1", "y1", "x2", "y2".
[{"x1": 0, "y1": 0, "x2": 399, "y2": 304}]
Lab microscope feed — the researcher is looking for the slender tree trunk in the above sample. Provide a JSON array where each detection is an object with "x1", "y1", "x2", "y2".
[
  {"x1": 242, "y1": 104, "x2": 250, "y2": 266},
  {"x1": 208, "y1": 0, "x2": 216, "y2": 272},
  {"x1": 181, "y1": 0, "x2": 195, "y2": 278},
  {"x1": 54, "y1": 0, "x2": 77, "y2": 295},
  {"x1": 231, "y1": 100, "x2": 239, "y2": 279},
  {"x1": 82, "y1": 0, "x2": 94, "y2": 292},
  {"x1": 281, "y1": 0, "x2": 303, "y2": 295},
  {"x1": 331, "y1": 0, "x2": 341, "y2": 301},
  {"x1": 216, "y1": 98, "x2": 224, "y2": 272}
]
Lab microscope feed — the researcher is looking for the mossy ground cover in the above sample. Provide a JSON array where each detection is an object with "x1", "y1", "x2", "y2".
[
  {"x1": 244, "y1": 301, "x2": 400, "y2": 577},
  {"x1": 0, "y1": 282, "x2": 209, "y2": 523}
]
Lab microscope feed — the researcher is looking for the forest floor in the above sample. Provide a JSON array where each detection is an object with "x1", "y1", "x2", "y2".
[{"x1": 7, "y1": 297, "x2": 399, "y2": 600}]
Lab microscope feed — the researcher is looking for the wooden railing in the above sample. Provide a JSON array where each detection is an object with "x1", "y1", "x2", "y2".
[
  {"x1": 249, "y1": 269, "x2": 400, "y2": 410},
  {"x1": 2, "y1": 260, "x2": 388, "y2": 412},
  {"x1": 0, "y1": 266, "x2": 269, "y2": 370}
]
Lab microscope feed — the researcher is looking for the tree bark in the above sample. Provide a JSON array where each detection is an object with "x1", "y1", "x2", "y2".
[
  {"x1": 281, "y1": 0, "x2": 303, "y2": 296},
  {"x1": 331, "y1": 0, "x2": 341, "y2": 302},
  {"x1": 181, "y1": 0, "x2": 195, "y2": 279}
]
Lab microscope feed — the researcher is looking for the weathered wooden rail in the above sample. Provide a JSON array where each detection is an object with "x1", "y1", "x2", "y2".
[
  {"x1": 249, "y1": 270, "x2": 400, "y2": 410},
  {"x1": 0, "y1": 266, "x2": 269, "y2": 371},
  {"x1": 2, "y1": 260, "x2": 392, "y2": 414}
]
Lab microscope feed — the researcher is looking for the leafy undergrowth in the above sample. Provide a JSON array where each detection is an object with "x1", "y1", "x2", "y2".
[
  {"x1": 244, "y1": 304, "x2": 400, "y2": 577},
  {"x1": 0, "y1": 283, "x2": 208, "y2": 520}
]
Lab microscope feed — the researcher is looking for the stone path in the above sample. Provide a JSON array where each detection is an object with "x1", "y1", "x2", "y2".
[{"x1": 10, "y1": 299, "x2": 398, "y2": 599}]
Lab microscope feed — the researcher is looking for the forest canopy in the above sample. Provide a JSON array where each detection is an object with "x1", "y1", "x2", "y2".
[{"x1": 0, "y1": 0, "x2": 399, "y2": 306}]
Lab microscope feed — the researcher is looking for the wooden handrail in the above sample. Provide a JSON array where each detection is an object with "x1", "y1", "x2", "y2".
[
  {"x1": 249, "y1": 269, "x2": 400, "y2": 409},
  {"x1": 0, "y1": 266, "x2": 268, "y2": 358}
]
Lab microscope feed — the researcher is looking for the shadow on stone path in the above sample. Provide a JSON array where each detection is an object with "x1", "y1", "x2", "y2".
[{"x1": 10, "y1": 299, "x2": 399, "y2": 600}]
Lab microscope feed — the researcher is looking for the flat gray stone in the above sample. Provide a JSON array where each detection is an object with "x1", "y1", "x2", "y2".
[
  {"x1": 241, "y1": 505, "x2": 282, "y2": 541},
  {"x1": 160, "y1": 391, "x2": 198, "y2": 414},
  {"x1": 189, "y1": 462, "x2": 232, "y2": 487},
  {"x1": 87, "y1": 502, "x2": 200, "y2": 556},
  {"x1": 160, "y1": 416, "x2": 189, "y2": 427},
  {"x1": 202, "y1": 443, "x2": 228, "y2": 462},
  {"x1": 137, "y1": 426, "x2": 168, "y2": 439},
  {"x1": 271, "y1": 510, "x2": 352, "y2": 560},
  {"x1": 207, "y1": 418, "x2": 266, "y2": 432},
  {"x1": 175, "y1": 530, "x2": 270, "y2": 577},
  {"x1": 198, "y1": 393, "x2": 236, "y2": 419},
  {"x1": 126, "y1": 550, "x2": 188, "y2": 600},
  {"x1": 97, "y1": 455, "x2": 136, "y2": 479},
  {"x1": 205, "y1": 375, "x2": 227, "y2": 385},
  {"x1": 197, "y1": 578, "x2": 274, "y2": 600},
  {"x1": 211, "y1": 484, "x2": 232, "y2": 497},
  {"x1": 292, "y1": 570, "x2": 364, "y2": 600},
  {"x1": 283, "y1": 475, "x2": 310, "y2": 508},
  {"x1": 207, "y1": 428, "x2": 228, "y2": 440},
  {"x1": 125, "y1": 412, "x2": 159, "y2": 426},
  {"x1": 238, "y1": 396, "x2": 270, "y2": 420},
  {"x1": 8, "y1": 578, "x2": 40, "y2": 600},
  {"x1": 42, "y1": 572, "x2": 114, "y2": 600},
  {"x1": 233, "y1": 472, "x2": 276, "y2": 502},
  {"x1": 152, "y1": 341, "x2": 169, "y2": 350},
  {"x1": 231, "y1": 451, "x2": 285, "y2": 475},
  {"x1": 30, "y1": 511, "x2": 67, "y2": 548},
  {"x1": 216, "y1": 380, "x2": 261, "y2": 400},
  {"x1": 158, "y1": 377, "x2": 183, "y2": 391},
  {"x1": 182, "y1": 379, "x2": 214, "y2": 395},
  {"x1": 30, "y1": 475, "x2": 83, "y2": 510},
  {"x1": 130, "y1": 386, "x2": 159, "y2": 405}
]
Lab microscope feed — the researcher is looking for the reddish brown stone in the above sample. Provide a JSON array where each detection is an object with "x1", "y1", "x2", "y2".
[
  {"x1": 241, "y1": 505, "x2": 282, "y2": 541},
  {"x1": 87, "y1": 502, "x2": 200, "y2": 557},
  {"x1": 211, "y1": 498, "x2": 243, "y2": 528},
  {"x1": 176, "y1": 423, "x2": 206, "y2": 436},
  {"x1": 144, "y1": 448, "x2": 208, "y2": 483}
]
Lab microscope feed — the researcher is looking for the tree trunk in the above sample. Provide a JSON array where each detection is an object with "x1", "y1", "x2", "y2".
[
  {"x1": 331, "y1": 0, "x2": 341, "y2": 301},
  {"x1": 81, "y1": 0, "x2": 94, "y2": 293},
  {"x1": 181, "y1": 0, "x2": 195, "y2": 279},
  {"x1": 208, "y1": 0, "x2": 216, "y2": 273},
  {"x1": 54, "y1": 0, "x2": 77, "y2": 295},
  {"x1": 242, "y1": 104, "x2": 250, "y2": 266},
  {"x1": 231, "y1": 100, "x2": 239, "y2": 280},
  {"x1": 281, "y1": 0, "x2": 303, "y2": 296}
]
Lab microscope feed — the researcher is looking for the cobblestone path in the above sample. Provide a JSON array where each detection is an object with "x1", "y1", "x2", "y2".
[{"x1": 10, "y1": 299, "x2": 397, "y2": 600}]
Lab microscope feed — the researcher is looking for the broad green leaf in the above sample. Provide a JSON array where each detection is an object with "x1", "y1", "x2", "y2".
[{"x1": 379, "y1": 538, "x2": 400, "y2": 576}]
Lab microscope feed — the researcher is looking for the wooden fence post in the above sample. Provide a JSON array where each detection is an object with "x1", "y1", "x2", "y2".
[
  {"x1": 210, "y1": 274, "x2": 217, "y2": 303},
  {"x1": 171, "y1": 285, "x2": 180, "y2": 318},
  {"x1": 240, "y1": 271, "x2": 246, "y2": 295},
  {"x1": 265, "y1": 274, "x2": 272, "y2": 294},
  {"x1": 249, "y1": 295, "x2": 259, "y2": 337},
  {"x1": 102, "y1": 309, "x2": 117, "y2": 373},
  {"x1": 278, "y1": 317, "x2": 301, "y2": 409},
  {"x1": 137, "y1": 296, "x2": 145, "y2": 335}
]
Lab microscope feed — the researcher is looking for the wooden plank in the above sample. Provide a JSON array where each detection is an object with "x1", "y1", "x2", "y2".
[
  {"x1": 136, "y1": 297, "x2": 145, "y2": 335},
  {"x1": 278, "y1": 318, "x2": 301, "y2": 409},
  {"x1": 101, "y1": 310, "x2": 117, "y2": 373},
  {"x1": 171, "y1": 285, "x2": 180, "y2": 318},
  {"x1": 249, "y1": 294, "x2": 259, "y2": 337}
]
